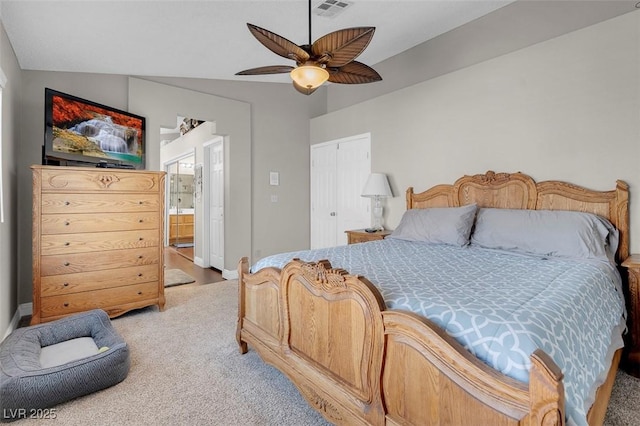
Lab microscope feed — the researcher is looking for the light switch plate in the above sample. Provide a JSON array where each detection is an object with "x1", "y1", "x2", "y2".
[{"x1": 270, "y1": 172, "x2": 279, "y2": 186}]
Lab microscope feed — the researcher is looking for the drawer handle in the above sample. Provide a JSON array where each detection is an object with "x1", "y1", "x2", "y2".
[
  {"x1": 138, "y1": 255, "x2": 143, "y2": 259},
  {"x1": 139, "y1": 219, "x2": 143, "y2": 223},
  {"x1": 63, "y1": 283, "x2": 69, "y2": 287},
  {"x1": 64, "y1": 262, "x2": 70, "y2": 267},
  {"x1": 65, "y1": 201, "x2": 70, "y2": 206},
  {"x1": 138, "y1": 273, "x2": 143, "y2": 277},
  {"x1": 63, "y1": 303, "x2": 69, "y2": 307},
  {"x1": 64, "y1": 242, "x2": 70, "y2": 246},
  {"x1": 64, "y1": 221, "x2": 70, "y2": 226},
  {"x1": 137, "y1": 291, "x2": 142, "y2": 295},
  {"x1": 139, "y1": 201, "x2": 143, "y2": 205},
  {"x1": 139, "y1": 237, "x2": 144, "y2": 241}
]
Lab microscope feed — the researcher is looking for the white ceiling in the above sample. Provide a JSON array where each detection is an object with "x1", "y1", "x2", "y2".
[
  {"x1": 2, "y1": 1, "x2": 637, "y2": 86},
  {"x1": 0, "y1": 0, "x2": 517, "y2": 83}
]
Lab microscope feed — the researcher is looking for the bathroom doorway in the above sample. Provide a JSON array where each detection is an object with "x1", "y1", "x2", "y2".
[{"x1": 167, "y1": 154, "x2": 195, "y2": 259}]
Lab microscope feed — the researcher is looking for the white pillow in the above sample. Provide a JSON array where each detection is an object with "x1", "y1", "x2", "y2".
[
  {"x1": 470, "y1": 208, "x2": 619, "y2": 263},
  {"x1": 388, "y1": 204, "x2": 477, "y2": 247}
]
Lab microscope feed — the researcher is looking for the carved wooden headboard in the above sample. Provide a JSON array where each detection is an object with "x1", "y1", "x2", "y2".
[{"x1": 406, "y1": 171, "x2": 630, "y2": 262}]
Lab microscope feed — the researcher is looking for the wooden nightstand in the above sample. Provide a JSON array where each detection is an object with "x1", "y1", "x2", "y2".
[
  {"x1": 622, "y1": 254, "x2": 640, "y2": 377},
  {"x1": 345, "y1": 229, "x2": 392, "y2": 244}
]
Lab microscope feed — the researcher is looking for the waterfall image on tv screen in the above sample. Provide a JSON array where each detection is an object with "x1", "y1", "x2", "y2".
[{"x1": 50, "y1": 93, "x2": 144, "y2": 165}]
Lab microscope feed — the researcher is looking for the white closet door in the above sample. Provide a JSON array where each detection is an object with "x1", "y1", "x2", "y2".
[
  {"x1": 310, "y1": 134, "x2": 371, "y2": 249},
  {"x1": 335, "y1": 137, "x2": 370, "y2": 245},
  {"x1": 310, "y1": 143, "x2": 337, "y2": 249}
]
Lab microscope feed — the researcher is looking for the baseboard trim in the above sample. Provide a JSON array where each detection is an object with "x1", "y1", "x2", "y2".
[
  {"x1": 194, "y1": 256, "x2": 205, "y2": 268},
  {"x1": 222, "y1": 268, "x2": 238, "y2": 280},
  {"x1": 2, "y1": 302, "x2": 33, "y2": 341},
  {"x1": 20, "y1": 302, "x2": 33, "y2": 317}
]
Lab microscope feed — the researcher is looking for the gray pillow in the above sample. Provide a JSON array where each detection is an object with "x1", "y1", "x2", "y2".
[
  {"x1": 389, "y1": 204, "x2": 477, "y2": 246},
  {"x1": 470, "y1": 208, "x2": 619, "y2": 263}
]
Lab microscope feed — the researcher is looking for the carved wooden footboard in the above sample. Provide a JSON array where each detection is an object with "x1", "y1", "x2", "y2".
[
  {"x1": 382, "y1": 310, "x2": 564, "y2": 425},
  {"x1": 237, "y1": 257, "x2": 387, "y2": 425},
  {"x1": 237, "y1": 257, "x2": 576, "y2": 425}
]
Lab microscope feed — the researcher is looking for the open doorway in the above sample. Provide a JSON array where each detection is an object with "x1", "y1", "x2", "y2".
[
  {"x1": 160, "y1": 116, "x2": 225, "y2": 271},
  {"x1": 166, "y1": 153, "x2": 195, "y2": 260}
]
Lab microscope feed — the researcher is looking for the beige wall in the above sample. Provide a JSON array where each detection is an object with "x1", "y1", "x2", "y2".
[
  {"x1": 14, "y1": 73, "x2": 322, "y2": 305},
  {"x1": 312, "y1": 11, "x2": 640, "y2": 251},
  {"x1": 0, "y1": 21, "x2": 22, "y2": 336},
  {"x1": 325, "y1": 1, "x2": 636, "y2": 112},
  {"x1": 6, "y1": 5, "x2": 638, "y2": 326},
  {"x1": 142, "y1": 76, "x2": 326, "y2": 261},
  {"x1": 129, "y1": 78, "x2": 251, "y2": 274}
]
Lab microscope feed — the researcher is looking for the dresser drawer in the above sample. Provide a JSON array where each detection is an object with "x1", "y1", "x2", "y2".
[
  {"x1": 349, "y1": 233, "x2": 377, "y2": 244},
  {"x1": 345, "y1": 229, "x2": 392, "y2": 244},
  {"x1": 41, "y1": 193, "x2": 159, "y2": 214},
  {"x1": 41, "y1": 229, "x2": 159, "y2": 255},
  {"x1": 40, "y1": 281, "x2": 159, "y2": 319},
  {"x1": 40, "y1": 247, "x2": 159, "y2": 276},
  {"x1": 39, "y1": 168, "x2": 162, "y2": 192},
  {"x1": 41, "y1": 212, "x2": 160, "y2": 234},
  {"x1": 41, "y1": 264, "x2": 160, "y2": 296}
]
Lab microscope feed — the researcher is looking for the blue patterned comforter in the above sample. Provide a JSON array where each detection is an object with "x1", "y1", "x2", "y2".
[{"x1": 252, "y1": 238, "x2": 625, "y2": 426}]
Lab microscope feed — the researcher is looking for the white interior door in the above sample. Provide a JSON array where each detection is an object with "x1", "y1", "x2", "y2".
[
  {"x1": 208, "y1": 140, "x2": 224, "y2": 270},
  {"x1": 310, "y1": 134, "x2": 371, "y2": 249},
  {"x1": 310, "y1": 143, "x2": 337, "y2": 249},
  {"x1": 335, "y1": 137, "x2": 371, "y2": 245}
]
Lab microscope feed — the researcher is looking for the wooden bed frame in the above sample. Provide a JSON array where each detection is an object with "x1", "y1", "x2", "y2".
[{"x1": 237, "y1": 171, "x2": 630, "y2": 426}]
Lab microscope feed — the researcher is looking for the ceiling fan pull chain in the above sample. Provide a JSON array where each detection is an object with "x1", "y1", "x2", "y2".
[{"x1": 308, "y1": 0, "x2": 312, "y2": 47}]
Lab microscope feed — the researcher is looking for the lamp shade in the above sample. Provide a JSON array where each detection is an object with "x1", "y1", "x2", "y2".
[
  {"x1": 361, "y1": 173, "x2": 392, "y2": 198},
  {"x1": 290, "y1": 65, "x2": 329, "y2": 90}
]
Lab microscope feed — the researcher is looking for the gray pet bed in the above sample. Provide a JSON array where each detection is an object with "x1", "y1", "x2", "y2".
[{"x1": 0, "y1": 309, "x2": 130, "y2": 422}]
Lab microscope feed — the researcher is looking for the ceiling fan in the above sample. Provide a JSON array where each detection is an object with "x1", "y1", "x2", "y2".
[{"x1": 236, "y1": 0, "x2": 382, "y2": 95}]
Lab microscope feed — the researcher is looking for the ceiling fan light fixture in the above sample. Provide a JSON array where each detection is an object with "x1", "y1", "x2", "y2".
[
  {"x1": 236, "y1": 0, "x2": 381, "y2": 94},
  {"x1": 290, "y1": 64, "x2": 329, "y2": 90}
]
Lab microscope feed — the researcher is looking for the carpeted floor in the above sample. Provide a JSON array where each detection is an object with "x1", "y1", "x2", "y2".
[
  {"x1": 14, "y1": 281, "x2": 640, "y2": 425},
  {"x1": 17, "y1": 281, "x2": 328, "y2": 426},
  {"x1": 605, "y1": 369, "x2": 640, "y2": 425}
]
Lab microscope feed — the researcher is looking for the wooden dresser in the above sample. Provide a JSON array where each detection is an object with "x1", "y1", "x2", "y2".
[{"x1": 31, "y1": 165, "x2": 166, "y2": 324}]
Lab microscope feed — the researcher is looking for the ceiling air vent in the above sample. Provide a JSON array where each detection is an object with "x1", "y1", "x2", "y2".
[{"x1": 313, "y1": 0, "x2": 353, "y2": 18}]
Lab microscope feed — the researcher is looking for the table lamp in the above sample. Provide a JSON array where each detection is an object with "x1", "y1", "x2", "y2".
[{"x1": 361, "y1": 173, "x2": 392, "y2": 231}]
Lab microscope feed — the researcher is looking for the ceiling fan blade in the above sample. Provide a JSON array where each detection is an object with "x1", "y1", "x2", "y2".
[
  {"x1": 247, "y1": 23, "x2": 310, "y2": 63},
  {"x1": 328, "y1": 61, "x2": 382, "y2": 84},
  {"x1": 293, "y1": 81, "x2": 318, "y2": 96},
  {"x1": 311, "y1": 27, "x2": 375, "y2": 67},
  {"x1": 236, "y1": 65, "x2": 294, "y2": 76}
]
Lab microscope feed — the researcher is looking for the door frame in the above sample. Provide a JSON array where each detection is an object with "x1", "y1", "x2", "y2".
[{"x1": 162, "y1": 149, "x2": 196, "y2": 249}]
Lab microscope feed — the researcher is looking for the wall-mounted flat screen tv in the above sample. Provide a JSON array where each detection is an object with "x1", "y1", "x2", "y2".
[{"x1": 44, "y1": 88, "x2": 145, "y2": 169}]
